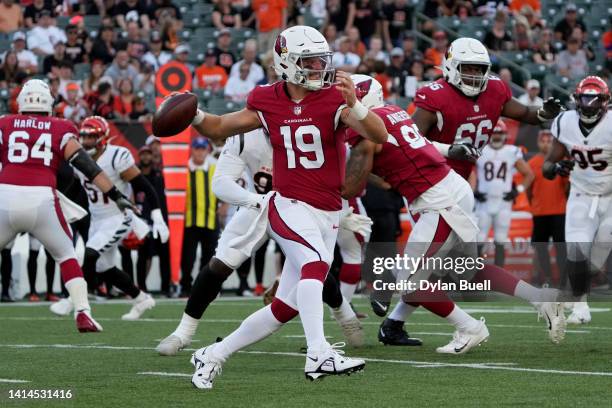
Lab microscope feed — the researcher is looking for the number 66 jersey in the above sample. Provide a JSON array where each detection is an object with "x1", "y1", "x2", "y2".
[{"x1": 551, "y1": 110, "x2": 612, "y2": 195}]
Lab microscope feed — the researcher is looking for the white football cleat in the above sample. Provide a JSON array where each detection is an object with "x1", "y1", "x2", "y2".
[
  {"x1": 50, "y1": 297, "x2": 74, "y2": 316},
  {"x1": 332, "y1": 312, "x2": 365, "y2": 348},
  {"x1": 304, "y1": 342, "x2": 365, "y2": 380},
  {"x1": 535, "y1": 302, "x2": 566, "y2": 343},
  {"x1": 567, "y1": 302, "x2": 591, "y2": 324},
  {"x1": 75, "y1": 309, "x2": 103, "y2": 332},
  {"x1": 156, "y1": 334, "x2": 191, "y2": 356},
  {"x1": 436, "y1": 317, "x2": 489, "y2": 354},
  {"x1": 191, "y1": 345, "x2": 223, "y2": 389},
  {"x1": 121, "y1": 293, "x2": 156, "y2": 321}
]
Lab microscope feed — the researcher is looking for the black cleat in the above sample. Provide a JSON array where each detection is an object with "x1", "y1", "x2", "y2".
[
  {"x1": 1, "y1": 294, "x2": 14, "y2": 303},
  {"x1": 370, "y1": 300, "x2": 390, "y2": 317},
  {"x1": 378, "y1": 318, "x2": 423, "y2": 346}
]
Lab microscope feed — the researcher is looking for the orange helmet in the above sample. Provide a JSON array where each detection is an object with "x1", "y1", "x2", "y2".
[
  {"x1": 79, "y1": 116, "x2": 110, "y2": 154},
  {"x1": 574, "y1": 76, "x2": 610, "y2": 124}
]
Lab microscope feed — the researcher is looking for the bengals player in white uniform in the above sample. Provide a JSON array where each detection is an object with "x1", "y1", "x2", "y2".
[
  {"x1": 0, "y1": 79, "x2": 136, "y2": 332},
  {"x1": 380, "y1": 37, "x2": 567, "y2": 350},
  {"x1": 544, "y1": 76, "x2": 612, "y2": 324},
  {"x1": 176, "y1": 26, "x2": 387, "y2": 387},
  {"x1": 475, "y1": 120, "x2": 534, "y2": 267}
]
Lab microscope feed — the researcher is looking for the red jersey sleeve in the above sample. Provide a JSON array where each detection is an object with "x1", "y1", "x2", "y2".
[
  {"x1": 56, "y1": 119, "x2": 79, "y2": 157},
  {"x1": 414, "y1": 80, "x2": 446, "y2": 113},
  {"x1": 246, "y1": 84, "x2": 274, "y2": 112}
]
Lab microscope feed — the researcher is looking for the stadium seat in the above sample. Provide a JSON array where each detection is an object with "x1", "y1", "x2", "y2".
[
  {"x1": 207, "y1": 98, "x2": 245, "y2": 115},
  {"x1": 84, "y1": 15, "x2": 102, "y2": 30},
  {"x1": 56, "y1": 16, "x2": 70, "y2": 29},
  {"x1": 74, "y1": 63, "x2": 91, "y2": 80}
]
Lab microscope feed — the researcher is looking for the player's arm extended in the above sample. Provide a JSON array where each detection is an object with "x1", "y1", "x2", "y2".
[
  {"x1": 192, "y1": 108, "x2": 262, "y2": 143},
  {"x1": 342, "y1": 139, "x2": 376, "y2": 199},
  {"x1": 121, "y1": 166, "x2": 162, "y2": 210},
  {"x1": 502, "y1": 97, "x2": 564, "y2": 125},
  {"x1": 212, "y1": 150, "x2": 261, "y2": 208},
  {"x1": 63, "y1": 138, "x2": 137, "y2": 212},
  {"x1": 515, "y1": 159, "x2": 534, "y2": 190},
  {"x1": 542, "y1": 138, "x2": 571, "y2": 180},
  {"x1": 412, "y1": 107, "x2": 449, "y2": 155}
]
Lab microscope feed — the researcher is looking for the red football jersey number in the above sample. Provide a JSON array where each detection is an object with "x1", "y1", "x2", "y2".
[
  {"x1": 280, "y1": 125, "x2": 325, "y2": 169},
  {"x1": 387, "y1": 124, "x2": 429, "y2": 149},
  {"x1": 7, "y1": 131, "x2": 53, "y2": 166}
]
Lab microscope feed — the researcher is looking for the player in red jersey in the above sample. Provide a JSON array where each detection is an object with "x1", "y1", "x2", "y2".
[
  {"x1": 183, "y1": 26, "x2": 387, "y2": 387},
  {"x1": 0, "y1": 79, "x2": 135, "y2": 332},
  {"x1": 379, "y1": 38, "x2": 567, "y2": 347}
]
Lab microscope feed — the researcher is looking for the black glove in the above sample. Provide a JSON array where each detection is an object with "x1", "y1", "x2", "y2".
[
  {"x1": 448, "y1": 143, "x2": 481, "y2": 163},
  {"x1": 107, "y1": 186, "x2": 140, "y2": 214},
  {"x1": 474, "y1": 191, "x2": 487, "y2": 202},
  {"x1": 503, "y1": 185, "x2": 519, "y2": 201},
  {"x1": 553, "y1": 159, "x2": 575, "y2": 177},
  {"x1": 537, "y1": 97, "x2": 564, "y2": 121}
]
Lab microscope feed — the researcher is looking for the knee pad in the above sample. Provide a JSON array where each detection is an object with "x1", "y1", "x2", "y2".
[
  {"x1": 270, "y1": 298, "x2": 298, "y2": 323},
  {"x1": 339, "y1": 263, "x2": 361, "y2": 284},
  {"x1": 300, "y1": 261, "x2": 329, "y2": 282}
]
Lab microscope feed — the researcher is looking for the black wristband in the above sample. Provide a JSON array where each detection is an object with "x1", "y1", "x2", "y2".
[{"x1": 106, "y1": 186, "x2": 122, "y2": 201}]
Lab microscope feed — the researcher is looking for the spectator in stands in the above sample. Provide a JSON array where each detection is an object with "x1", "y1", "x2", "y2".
[
  {"x1": 0, "y1": 51, "x2": 23, "y2": 89},
  {"x1": 225, "y1": 62, "x2": 256, "y2": 102},
  {"x1": 381, "y1": 0, "x2": 412, "y2": 50},
  {"x1": 554, "y1": 4, "x2": 586, "y2": 43},
  {"x1": 124, "y1": 20, "x2": 148, "y2": 60},
  {"x1": 346, "y1": 0, "x2": 377, "y2": 45},
  {"x1": 252, "y1": 0, "x2": 287, "y2": 54},
  {"x1": 333, "y1": 36, "x2": 360, "y2": 73},
  {"x1": 146, "y1": 135, "x2": 164, "y2": 170},
  {"x1": 83, "y1": 60, "x2": 107, "y2": 94},
  {"x1": 27, "y1": 10, "x2": 67, "y2": 57},
  {"x1": 43, "y1": 41, "x2": 67, "y2": 76},
  {"x1": 323, "y1": 24, "x2": 338, "y2": 50},
  {"x1": 556, "y1": 36, "x2": 588, "y2": 79},
  {"x1": 129, "y1": 95, "x2": 151, "y2": 122},
  {"x1": 517, "y1": 5, "x2": 542, "y2": 31},
  {"x1": 115, "y1": 0, "x2": 151, "y2": 33},
  {"x1": 213, "y1": 0, "x2": 242, "y2": 29},
  {"x1": 113, "y1": 78, "x2": 135, "y2": 120},
  {"x1": 347, "y1": 27, "x2": 366, "y2": 58},
  {"x1": 571, "y1": 26, "x2": 595, "y2": 61},
  {"x1": 8, "y1": 72, "x2": 30, "y2": 113},
  {"x1": 260, "y1": 57, "x2": 279, "y2": 84},
  {"x1": 326, "y1": 0, "x2": 353, "y2": 33},
  {"x1": 55, "y1": 81, "x2": 89, "y2": 123},
  {"x1": 401, "y1": 34, "x2": 423, "y2": 65},
  {"x1": 286, "y1": 0, "x2": 305, "y2": 27},
  {"x1": 230, "y1": 39, "x2": 264, "y2": 84},
  {"x1": 484, "y1": 10, "x2": 513, "y2": 51},
  {"x1": 86, "y1": 81, "x2": 116, "y2": 119},
  {"x1": 532, "y1": 28, "x2": 557, "y2": 66},
  {"x1": 4, "y1": 32, "x2": 38, "y2": 75},
  {"x1": 404, "y1": 59, "x2": 426, "y2": 98},
  {"x1": 142, "y1": 31, "x2": 172, "y2": 72},
  {"x1": 105, "y1": 50, "x2": 139, "y2": 88},
  {"x1": 364, "y1": 35, "x2": 389, "y2": 65},
  {"x1": 195, "y1": 48, "x2": 228, "y2": 92},
  {"x1": 24, "y1": 0, "x2": 54, "y2": 29},
  {"x1": 91, "y1": 26, "x2": 117, "y2": 65},
  {"x1": 527, "y1": 129, "x2": 568, "y2": 287},
  {"x1": 148, "y1": 0, "x2": 182, "y2": 25},
  {"x1": 57, "y1": 61, "x2": 80, "y2": 100},
  {"x1": 424, "y1": 30, "x2": 448, "y2": 78},
  {"x1": 135, "y1": 63, "x2": 155, "y2": 99},
  {"x1": 508, "y1": 0, "x2": 541, "y2": 16},
  {"x1": 64, "y1": 24, "x2": 86, "y2": 64},
  {"x1": 604, "y1": 19, "x2": 612, "y2": 71},
  {"x1": 387, "y1": 47, "x2": 408, "y2": 96},
  {"x1": 0, "y1": 0, "x2": 24, "y2": 34},
  {"x1": 159, "y1": 10, "x2": 179, "y2": 52},
  {"x1": 213, "y1": 29, "x2": 237, "y2": 73},
  {"x1": 172, "y1": 43, "x2": 194, "y2": 72},
  {"x1": 518, "y1": 79, "x2": 543, "y2": 108},
  {"x1": 512, "y1": 14, "x2": 532, "y2": 51}
]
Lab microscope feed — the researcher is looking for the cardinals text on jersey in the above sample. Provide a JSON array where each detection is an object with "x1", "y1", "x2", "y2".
[
  {"x1": 477, "y1": 144, "x2": 523, "y2": 198},
  {"x1": 552, "y1": 110, "x2": 612, "y2": 195}
]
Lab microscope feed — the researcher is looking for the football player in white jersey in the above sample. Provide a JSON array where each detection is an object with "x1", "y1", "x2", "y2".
[
  {"x1": 544, "y1": 76, "x2": 612, "y2": 324},
  {"x1": 474, "y1": 120, "x2": 534, "y2": 266},
  {"x1": 156, "y1": 129, "x2": 367, "y2": 360},
  {"x1": 50, "y1": 116, "x2": 169, "y2": 320}
]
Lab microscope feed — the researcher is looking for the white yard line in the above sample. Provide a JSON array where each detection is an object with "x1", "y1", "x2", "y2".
[{"x1": 0, "y1": 378, "x2": 30, "y2": 383}]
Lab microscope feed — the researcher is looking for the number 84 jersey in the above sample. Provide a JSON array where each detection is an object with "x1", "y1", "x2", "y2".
[
  {"x1": 476, "y1": 144, "x2": 522, "y2": 198},
  {"x1": 552, "y1": 110, "x2": 612, "y2": 195}
]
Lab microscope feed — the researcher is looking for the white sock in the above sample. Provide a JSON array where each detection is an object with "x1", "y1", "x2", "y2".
[
  {"x1": 172, "y1": 312, "x2": 199, "y2": 342},
  {"x1": 388, "y1": 301, "x2": 417, "y2": 322},
  {"x1": 514, "y1": 280, "x2": 546, "y2": 304},
  {"x1": 332, "y1": 298, "x2": 356, "y2": 323},
  {"x1": 340, "y1": 282, "x2": 358, "y2": 302},
  {"x1": 65, "y1": 277, "x2": 90, "y2": 312},
  {"x1": 134, "y1": 291, "x2": 146, "y2": 302},
  {"x1": 297, "y1": 279, "x2": 328, "y2": 353},
  {"x1": 214, "y1": 305, "x2": 282, "y2": 361},
  {"x1": 445, "y1": 304, "x2": 478, "y2": 331}
]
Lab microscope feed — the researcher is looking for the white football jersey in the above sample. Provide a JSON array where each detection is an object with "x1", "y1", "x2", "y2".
[
  {"x1": 476, "y1": 144, "x2": 522, "y2": 198},
  {"x1": 75, "y1": 144, "x2": 134, "y2": 219},
  {"x1": 552, "y1": 110, "x2": 612, "y2": 195},
  {"x1": 220, "y1": 129, "x2": 273, "y2": 194}
]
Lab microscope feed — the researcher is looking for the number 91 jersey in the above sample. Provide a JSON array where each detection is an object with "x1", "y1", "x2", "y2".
[
  {"x1": 0, "y1": 114, "x2": 78, "y2": 188},
  {"x1": 247, "y1": 82, "x2": 347, "y2": 211},
  {"x1": 415, "y1": 77, "x2": 512, "y2": 179},
  {"x1": 552, "y1": 110, "x2": 612, "y2": 195}
]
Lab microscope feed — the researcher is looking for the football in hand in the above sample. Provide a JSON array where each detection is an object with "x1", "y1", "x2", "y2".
[{"x1": 152, "y1": 92, "x2": 198, "y2": 137}]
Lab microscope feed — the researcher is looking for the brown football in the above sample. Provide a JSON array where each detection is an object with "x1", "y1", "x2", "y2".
[{"x1": 152, "y1": 92, "x2": 198, "y2": 137}]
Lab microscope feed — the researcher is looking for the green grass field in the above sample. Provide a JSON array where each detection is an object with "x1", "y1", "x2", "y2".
[{"x1": 1, "y1": 297, "x2": 611, "y2": 407}]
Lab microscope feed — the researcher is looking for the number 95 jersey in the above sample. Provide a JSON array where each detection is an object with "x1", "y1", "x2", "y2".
[
  {"x1": 247, "y1": 82, "x2": 347, "y2": 211},
  {"x1": 552, "y1": 110, "x2": 612, "y2": 195},
  {"x1": 415, "y1": 77, "x2": 512, "y2": 179}
]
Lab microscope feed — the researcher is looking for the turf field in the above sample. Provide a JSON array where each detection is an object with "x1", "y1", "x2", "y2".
[{"x1": 1, "y1": 297, "x2": 611, "y2": 407}]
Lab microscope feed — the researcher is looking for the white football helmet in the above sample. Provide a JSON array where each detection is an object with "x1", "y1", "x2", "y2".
[
  {"x1": 17, "y1": 79, "x2": 54, "y2": 115},
  {"x1": 273, "y1": 26, "x2": 335, "y2": 91},
  {"x1": 442, "y1": 37, "x2": 491, "y2": 97},
  {"x1": 351, "y1": 74, "x2": 384, "y2": 109}
]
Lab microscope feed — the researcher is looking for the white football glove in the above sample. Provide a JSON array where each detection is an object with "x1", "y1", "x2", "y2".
[
  {"x1": 151, "y1": 209, "x2": 170, "y2": 243},
  {"x1": 339, "y1": 207, "x2": 373, "y2": 238},
  {"x1": 245, "y1": 193, "x2": 268, "y2": 211}
]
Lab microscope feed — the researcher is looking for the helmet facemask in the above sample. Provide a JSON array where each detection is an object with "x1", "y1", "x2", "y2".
[
  {"x1": 290, "y1": 52, "x2": 335, "y2": 91},
  {"x1": 456, "y1": 62, "x2": 490, "y2": 97},
  {"x1": 575, "y1": 93, "x2": 609, "y2": 124},
  {"x1": 79, "y1": 126, "x2": 106, "y2": 156}
]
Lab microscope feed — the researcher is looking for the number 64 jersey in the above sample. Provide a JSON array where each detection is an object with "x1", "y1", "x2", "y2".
[{"x1": 551, "y1": 110, "x2": 612, "y2": 195}]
